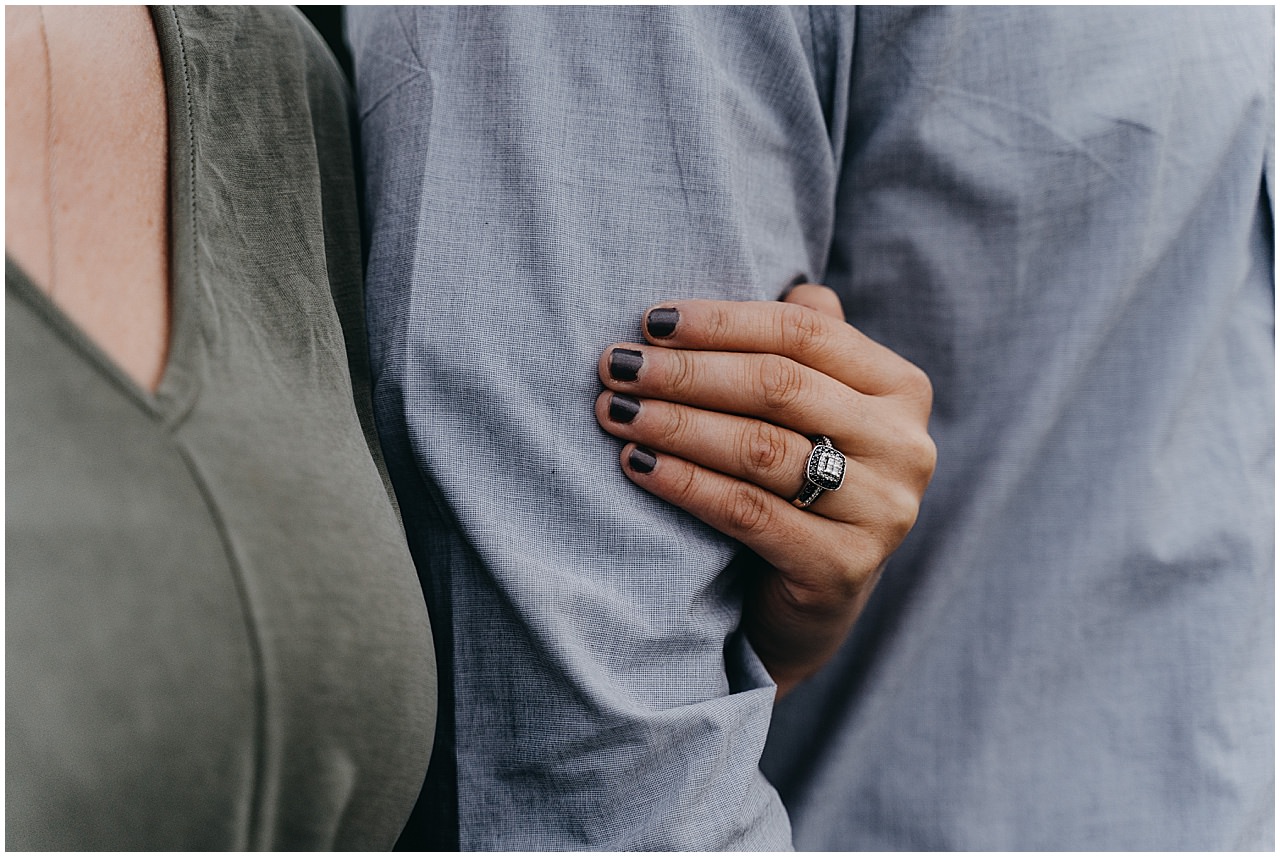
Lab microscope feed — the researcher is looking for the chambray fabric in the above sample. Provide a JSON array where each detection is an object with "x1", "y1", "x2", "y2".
[{"x1": 350, "y1": 6, "x2": 1273, "y2": 850}]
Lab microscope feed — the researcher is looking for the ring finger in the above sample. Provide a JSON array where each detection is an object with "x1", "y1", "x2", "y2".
[{"x1": 596, "y1": 390, "x2": 859, "y2": 517}]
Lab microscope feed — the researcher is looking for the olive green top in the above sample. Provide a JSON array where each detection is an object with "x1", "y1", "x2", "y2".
[{"x1": 5, "y1": 7, "x2": 435, "y2": 849}]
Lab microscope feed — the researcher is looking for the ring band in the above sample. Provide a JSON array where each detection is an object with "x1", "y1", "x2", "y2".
[{"x1": 792, "y1": 435, "x2": 846, "y2": 509}]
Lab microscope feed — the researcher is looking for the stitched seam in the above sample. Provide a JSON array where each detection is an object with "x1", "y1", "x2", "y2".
[
  {"x1": 170, "y1": 8, "x2": 199, "y2": 302},
  {"x1": 158, "y1": 5, "x2": 203, "y2": 433},
  {"x1": 176, "y1": 442, "x2": 272, "y2": 850}
]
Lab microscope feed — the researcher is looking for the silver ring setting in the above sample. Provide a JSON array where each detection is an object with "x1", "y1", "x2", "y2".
[{"x1": 792, "y1": 435, "x2": 846, "y2": 509}]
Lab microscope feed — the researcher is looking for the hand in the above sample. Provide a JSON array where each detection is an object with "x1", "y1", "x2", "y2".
[{"x1": 595, "y1": 285, "x2": 936, "y2": 697}]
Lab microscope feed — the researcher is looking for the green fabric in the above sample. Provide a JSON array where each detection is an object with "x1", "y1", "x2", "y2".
[{"x1": 5, "y1": 7, "x2": 435, "y2": 849}]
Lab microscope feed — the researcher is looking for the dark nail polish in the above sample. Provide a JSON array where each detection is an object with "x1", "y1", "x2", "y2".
[
  {"x1": 628, "y1": 446, "x2": 657, "y2": 474},
  {"x1": 646, "y1": 307, "x2": 679, "y2": 338},
  {"x1": 609, "y1": 348, "x2": 643, "y2": 382},
  {"x1": 608, "y1": 394, "x2": 641, "y2": 423}
]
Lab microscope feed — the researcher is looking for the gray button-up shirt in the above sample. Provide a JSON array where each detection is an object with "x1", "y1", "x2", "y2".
[{"x1": 349, "y1": 6, "x2": 1273, "y2": 849}]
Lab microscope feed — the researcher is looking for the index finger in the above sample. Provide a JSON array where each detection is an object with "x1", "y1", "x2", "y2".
[{"x1": 641, "y1": 297, "x2": 921, "y2": 399}]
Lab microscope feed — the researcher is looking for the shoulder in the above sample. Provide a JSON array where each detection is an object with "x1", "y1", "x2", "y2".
[{"x1": 154, "y1": 5, "x2": 351, "y2": 127}]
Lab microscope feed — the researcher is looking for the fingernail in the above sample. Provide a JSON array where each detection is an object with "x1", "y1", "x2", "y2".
[
  {"x1": 628, "y1": 446, "x2": 657, "y2": 474},
  {"x1": 646, "y1": 307, "x2": 679, "y2": 338},
  {"x1": 608, "y1": 394, "x2": 641, "y2": 423},
  {"x1": 609, "y1": 348, "x2": 643, "y2": 382}
]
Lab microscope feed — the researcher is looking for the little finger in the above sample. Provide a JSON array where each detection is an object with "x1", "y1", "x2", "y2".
[{"x1": 617, "y1": 442, "x2": 859, "y2": 578}]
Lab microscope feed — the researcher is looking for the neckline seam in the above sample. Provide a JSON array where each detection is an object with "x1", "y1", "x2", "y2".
[{"x1": 150, "y1": 5, "x2": 204, "y2": 431}]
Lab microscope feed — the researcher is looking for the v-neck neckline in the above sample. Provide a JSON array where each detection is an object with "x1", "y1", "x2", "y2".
[{"x1": 6, "y1": 6, "x2": 205, "y2": 430}]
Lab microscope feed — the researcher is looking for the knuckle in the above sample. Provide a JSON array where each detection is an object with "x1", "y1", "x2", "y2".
[
  {"x1": 897, "y1": 426, "x2": 938, "y2": 488},
  {"x1": 757, "y1": 355, "x2": 806, "y2": 414},
  {"x1": 899, "y1": 361, "x2": 934, "y2": 409},
  {"x1": 668, "y1": 458, "x2": 702, "y2": 505},
  {"x1": 664, "y1": 350, "x2": 699, "y2": 399},
  {"x1": 721, "y1": 483, "x2": 774, "y2": 538},
  {"x1": 704, "y1": 303, "x2": 733, "y2": 343},
  {"x1": 780, "y1": 304, "x2": 828, "y2": 355},
  {"x1": 880, "y1": 483, "x2": 922, "y2": 549},
  {"x1": 915, "y1": 433, "x2": 939, "y2": 483},
  {"x1": 664, "y1": 402, "x2": 696, "y2": 445},
  {"x1": 739, "y1": 420, "x2": 791, "y2": 481}
]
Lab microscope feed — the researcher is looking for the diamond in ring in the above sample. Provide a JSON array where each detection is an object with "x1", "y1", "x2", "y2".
[
  {"x1": 807, "y1": 442, "x2": 846, "y2": 491},
  {"x1": 793, "y1": 435, "x2": 846, "y2": 508}
]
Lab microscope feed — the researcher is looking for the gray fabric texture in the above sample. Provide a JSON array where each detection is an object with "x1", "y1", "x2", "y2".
[
  {"x1": 5, "y1": 7, "x2": 435, "y2": 850},
  {"x1": 350, "y1": 5, "x2": 1273, "y2": 850}
]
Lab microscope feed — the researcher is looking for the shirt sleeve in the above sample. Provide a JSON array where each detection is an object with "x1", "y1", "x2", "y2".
[{"x1": 346, "y1": 6, "x2": 855, "y2": 849}]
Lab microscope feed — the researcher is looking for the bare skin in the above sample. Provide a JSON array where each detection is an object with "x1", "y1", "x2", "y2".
[
  {"x1": 597, "y1": 285, "x2": 937, "y2": 697},
  {"x1": 6, "y1": 5, "x2": 169, "y2": 392}
]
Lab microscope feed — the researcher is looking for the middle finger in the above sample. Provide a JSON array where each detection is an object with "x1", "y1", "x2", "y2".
[{"x1": 599, "y1": 343, "x2": 872, "y2": 446}]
